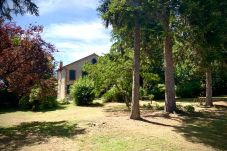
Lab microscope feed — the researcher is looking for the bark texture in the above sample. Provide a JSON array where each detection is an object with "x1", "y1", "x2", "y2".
[
  {"x1": 130, "y1": 19, "x2": 141, "y2": 120},
  {"x1": 205, "y1": 68, "x2": 213, "y2": 107},
  {"x1": 161, "y1": 9, "x2": 176, "y2": 113}
]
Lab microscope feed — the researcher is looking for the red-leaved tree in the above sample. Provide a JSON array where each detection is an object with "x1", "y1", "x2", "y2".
[{"x1": 0, "y1": 20, "x2": 56, "y2": 95}]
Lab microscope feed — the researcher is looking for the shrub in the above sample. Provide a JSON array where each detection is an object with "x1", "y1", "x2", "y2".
[
  {"x1": 176, "y1": 80, "x2": 202, "y2": 98},
  {"x1": 176, "y1": 104, "x2": 184, "y2": 110},
  {"x1": 103, "y1": 86, "x2": 125, "y2": 103},
  {"x1": 140, "y1": 87, "x2": 154, "y2": 101},
  {"x1": 142, "y1": 103, "x2": 152, "y2": 109},
  {"x1": 141, "y1": 94, "x2": 154, "y2": 101},
  {"x1": 139, "y1": 87, "x2": 147, "y2": 99},
  {"x1": 37, "y1": 78, "x2": 58, "y2": 110},
  {"x1": 29, "y1": 87, "x2": 41, "y2": 110},
  {"x1": 26, "y1": 84, "x2": 58, "y2": 111},
  {"x1": 153, "y1": 103, "x2": 164, "y2": 110},
  {"x1": 38, "y1": 96, "x2": 58, "y2": 110},
  {"x1": 70, "y1": 77, "x2": 95, "y2": 106},
  {"x1": 176, "y1": 104, "x2": 195, "y2": 113},
  {"x1": 60, "y1": 96, "x2": 72, "y2": 105},
  {"x1": 19, "y1": 96, "x2": 30, "y2": 110},
  {"x1": 151, "y1": 84, "x2": 165, "y2": 100},
  {"x1": 184, "y1": 105, "x2": 195, "y2": 113}
]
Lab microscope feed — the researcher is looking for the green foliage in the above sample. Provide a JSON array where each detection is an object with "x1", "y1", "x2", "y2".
[
  {"x1": 176, "y1": 80, "x2": 202, "y2": 98},
  {"x1": 153, "y1": 103, "x2": 164, "y2": 110},
  {"x1": 151, "y1": 84, "x2": 165, "y2": 100},
  {"x1": 176, "y1": 104, "x2": 195, "y2": 113},
  {"x1": 23, "y1": 86, "x2": 58, "y2": 111},
  {"x1": 140, "y1": 87, "x2": 154, "y2": 101},
  {"x1": 60, "y1": 96, "x2": 72, "y2": 105},
  {"x1": 19, "y1": 96, "x2": 30, "y2": 110},
  {"x1": 212, "y1": 66, "x2": 227, "y2": 96},
  {"x1": 84, "y1": 50, "x2": 132, "y2": 103},
  {"x1": 176, "y1": 0, "x2": 227, "y2": 105},
  {"x1": 184, "y1": 105, "x2": 195, "y2": 113},
  {"x1": 70, "y1": 78, "x2": 95, "y2": 106},
  {"x1": 29, "y1": 87, "x2": 41, "y2": 106},
  {"x1": 177, "y1": 0, "x2": 227, "y2": 67},
  {"x1": 141, "y1": 102, "x2": 164, "y2": 110},
  {"x1": 0, "y1": 0, "x2": 39, "y2": 20},
  {"x1": 18, "y1": 78, "x2": 58, "y2": 111},
  {"x1": 97, "y1": 0, "x2": 227, "y2": 110},
  {"x1": 103, "y1": 86, "x2": 125, "y2": 103},
  {"x1": 20, "y1": 94, "x2": 57, "y2": 111},
  {"x1": 37, "y1": 96, "x2": 58, "y2": 110},
  {"x1": 84, "y1": 49, "x2": 164, "y2": 105},
  {"x1": 139, "y1": 87, "x2": 147, "y2": 99},
  {"x1": 142, "y1": 103, "x2": 152, "y2": 109},
  {"x1": 146, "y1": 95, "x2": 154, "y2": 101}
]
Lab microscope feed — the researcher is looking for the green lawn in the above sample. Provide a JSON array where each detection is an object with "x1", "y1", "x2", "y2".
[{"x1": 0, "y1": 99, "x2": 227, "y2": 151}]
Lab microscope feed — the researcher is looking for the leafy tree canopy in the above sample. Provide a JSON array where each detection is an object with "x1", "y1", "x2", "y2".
[
  {"x1": 0, "y1": 0, "x2": 38, "y2": 20},
  {"x1": 0, "y1": 21, "x2": 56, "y2": 95}
]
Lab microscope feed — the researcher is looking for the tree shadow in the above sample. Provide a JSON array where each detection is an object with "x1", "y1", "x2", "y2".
[
  {"x1": 214, "y1": 104, "x2": 227, "y2": 109},
  {"x1": 0, "y1": 108, "x2": 19, "y2": 114},
  {"x1": 76, "y1": 102, "x2": 104, "y2": 108},
  {"x1": 88, "y1": 102, "x2": 104, "y2": 107},
  {"x1": 139, "y1": 118, "x2": 181, "y2": 128},
  {"x1": 174, "y1": 109, "x2": 227, "y2": 150},
  {"x1": 0, "y1": 105, "x2": 67, "y2": 114},
  {"x1": 0, "y1": 121, "x2": 86, "y2": 151},
  {"x1": 34, "y1": 105, "x2": 67, "y2": 113},
  {"x1": 142, "y1": 112, "x2": 183, "y2": 123}
]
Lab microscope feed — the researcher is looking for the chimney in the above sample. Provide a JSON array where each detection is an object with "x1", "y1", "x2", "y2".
[{"x1": 59, "y1": 61, "x2": 63, "y2": 71}]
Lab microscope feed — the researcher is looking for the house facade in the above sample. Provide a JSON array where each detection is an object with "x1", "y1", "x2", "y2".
[{"x1": 57, "y1": 53, "x2": 98, "y2": 100}]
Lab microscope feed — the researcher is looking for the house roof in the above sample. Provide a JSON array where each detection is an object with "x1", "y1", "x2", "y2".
[{"x1": 61, "y1": 53, "x2": 99, "y2": 69}]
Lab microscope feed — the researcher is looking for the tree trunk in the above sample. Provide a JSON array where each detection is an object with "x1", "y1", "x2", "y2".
[
  {"x1": 205, "y1": 68, "x2": 213, "y2": 107},
  {"x1": 130, "y1": 19, "x2": 141, "y2": 120},
  {"x1": 162, "y1": 10, "x2": 176, "y2": 113}
]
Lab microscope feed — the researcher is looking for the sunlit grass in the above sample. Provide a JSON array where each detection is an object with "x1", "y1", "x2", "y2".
[{"x1": 0, "y1": 98, "x2": 226, "y2": 150}]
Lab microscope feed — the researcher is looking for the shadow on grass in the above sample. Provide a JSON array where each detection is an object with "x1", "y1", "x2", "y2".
[
  {"x1": 0, "y1": 105, "x2": 67, "y2": 114},
  {"x1": 88, "y1": 102, "x2": 104, "y2": 107},
  {"x1": 34, "y1": 105, "x2": 67, "y2": 113},
  {"x1": 0, "y1": 108, "x2": 19, "y2": 114},
  {"x1": 174, "y1": 109, "x2": 227, "y2": 150},
  {"x1": 214, "y1": 104, "x2": 227, "y2": 109},
  {"x1": 0, "y1": 121, "x2": 86, "y2": 151},
  {"x1": 74, "y1": 102, "x2": 104, "y2": 108},
  {"x1": 175, "y1": 98, "x2": 196, "y2": 102},
  {"x1": 139, "y1": 118, "x2": 181, "y2": 128},
  {"x1": 104, "y1": 107, "x2": 130, "y2": 113}
]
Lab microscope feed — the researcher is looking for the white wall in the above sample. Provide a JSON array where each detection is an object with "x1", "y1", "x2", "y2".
[{"x1": 57, "y1": 54, "x2": 98, "y2": 100}]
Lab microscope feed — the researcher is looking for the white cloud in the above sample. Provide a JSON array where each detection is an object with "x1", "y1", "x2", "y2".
[
  {"x1": 37, "y1": 0, "x2": 98, "y2": 14},
  {"x1": 42, "y1": 20, "x2": 112, "y2": 64},
  {"x1": 43, "y1": 21, "x2": 110, "y2": 42},
  {"x1": 55, "y1": 42, "x2": 111, "y2": 65}
]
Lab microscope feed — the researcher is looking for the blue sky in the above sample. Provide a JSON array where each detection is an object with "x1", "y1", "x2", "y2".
[{"x1": 14, "y1": 0, "x2": 112, "y2": 65}]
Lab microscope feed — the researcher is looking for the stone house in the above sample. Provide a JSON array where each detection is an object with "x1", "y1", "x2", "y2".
[{"x1": 57, "y1": 53, "x2": 98, "y2": 100}]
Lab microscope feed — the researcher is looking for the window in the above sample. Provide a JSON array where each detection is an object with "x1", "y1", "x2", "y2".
[
  {"x1": 91, "y1": 58, "x2": 97, "y2": 64},
  {"x1": 69, "y1": 70, "x2": 76, "y2": 80}
]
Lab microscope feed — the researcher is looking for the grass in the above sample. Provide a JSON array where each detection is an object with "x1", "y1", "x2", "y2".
[
  {"x1": 0, "y1": 121, "x2": 84, "y2": 151},
  {"x1": 80, "y1": 129, "x2": 183, "y2": 151},
  {"x1": 88, "y1": 134, "x2": 179, "y2": 151},
  {"x1": 174, "y1": 109, "x2": 227, "y2": 150},
  {"x1": 0, "y1": 98, "x2": 227, "y2": 151}
]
